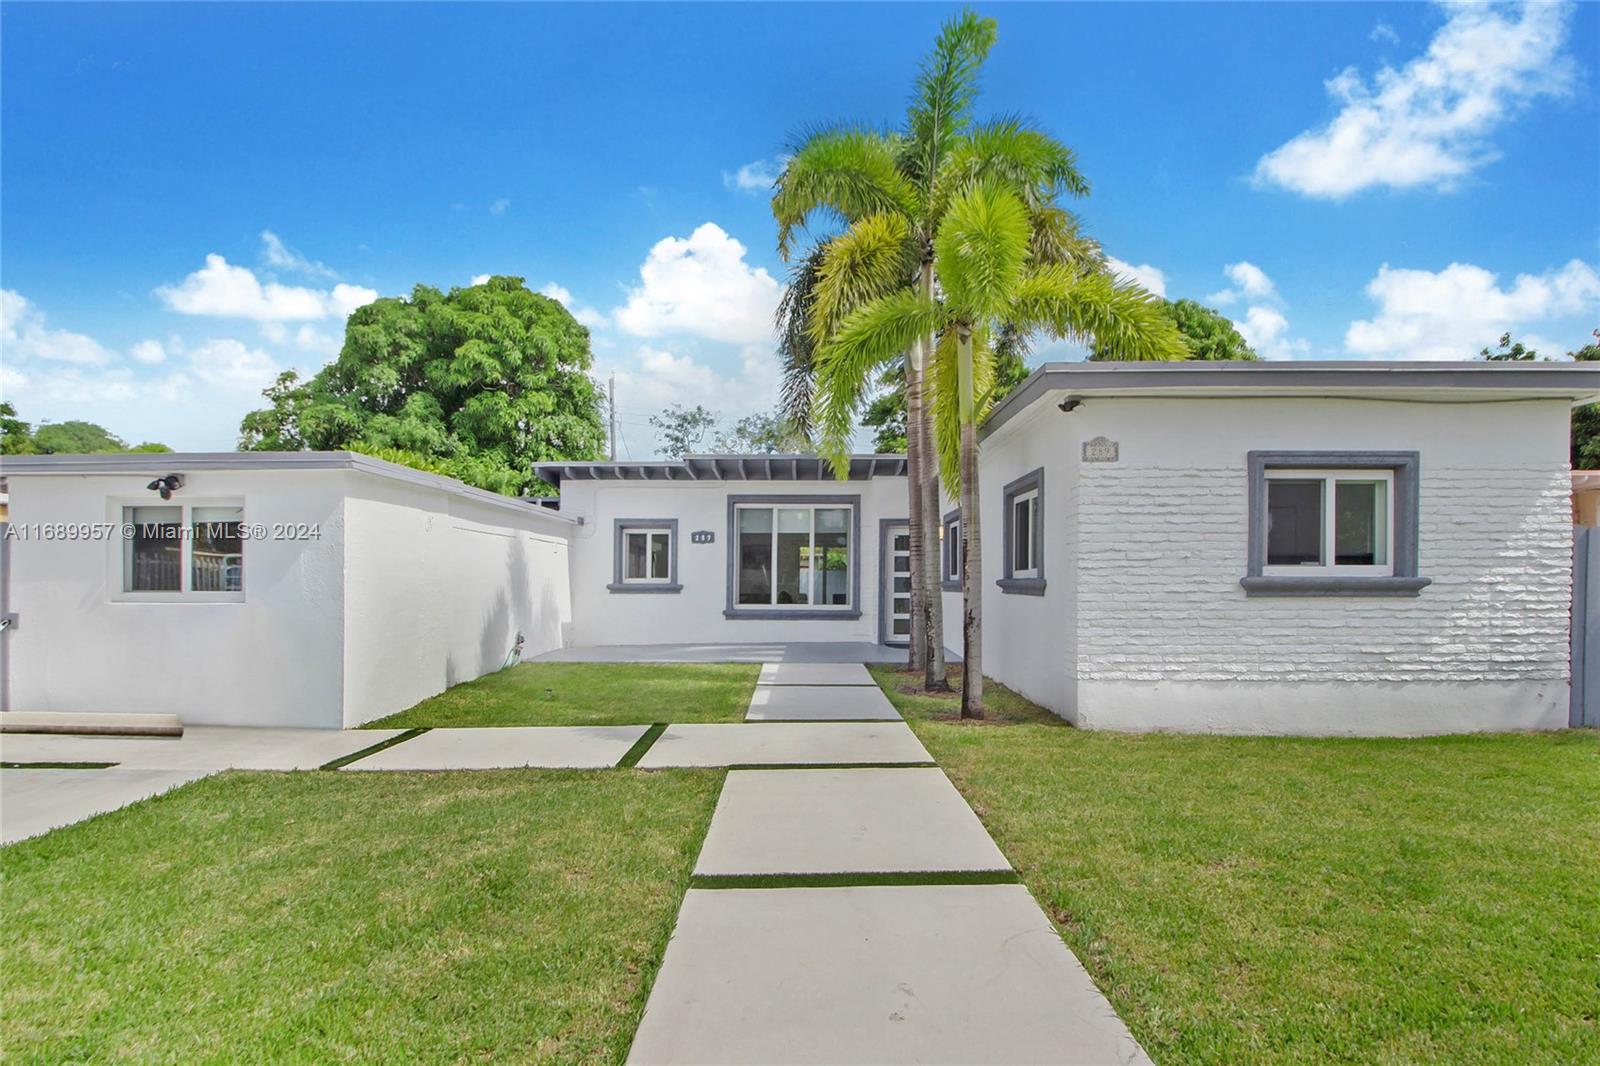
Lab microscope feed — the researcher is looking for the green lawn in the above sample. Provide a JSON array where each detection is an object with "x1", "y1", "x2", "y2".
[
  {"x1": 870, "y1": 665, "x2": 1600, "y2": 1064},
  {"x1": 366, "y1": 662, "x2": 760, "y2": 728},
  {"x1": 1, "y1": 767, "x2": 722, "y2": 1063}
]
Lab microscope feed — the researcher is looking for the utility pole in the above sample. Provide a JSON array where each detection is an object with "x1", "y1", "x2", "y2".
[{"x1": 608, "y1": 373, "x2": 617, "y2": 461}]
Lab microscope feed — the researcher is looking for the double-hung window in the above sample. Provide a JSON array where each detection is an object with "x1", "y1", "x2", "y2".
[
  {"x1": 121, "y1": 502, "x2": 245, "y2": 599},
  {"x1": 610, "y1": 519, "x2": 680, "y2": 592},
  {"x1": 998, "y1": 467, "x2": 1045, "y2": 595},
  {"x1": 1264, "y1": 470, "x2": 1392, "y2": 575},
  {"x1": 1244, "y1": 451, "x2": 1429, "y2": 597},
  {"x1": 732, "y1": 501, "x2": 854, "y2": 611},
  {"x1": 942, "y1": 509, "x2": 962, "y2": 590}
]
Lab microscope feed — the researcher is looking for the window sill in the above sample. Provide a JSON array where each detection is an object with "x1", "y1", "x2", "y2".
[
  {"x1": 110, "y1": 594, "x2": 245, "y2": 604},
  {"x1": 941, "y1": 579, "x2": 961, "y2": 593},
  {"x1": 996, "y1": 577, "x2": 1047, "y2": 596},
  {"x1": 723, "y1": 608, "x2": 862, "y2": 620},
  {"x1": 1240, "y1": 575, "x2": 1431, "y2": 597},
  {"x1": 607, "y1": 583, "x2": 682, "y2": 594}
]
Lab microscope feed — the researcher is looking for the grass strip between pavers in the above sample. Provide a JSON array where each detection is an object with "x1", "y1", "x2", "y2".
[
  {"x1": 1, "y1": 761, "x2": 118, "y2": 770},
  {"x1": 617, "y1": 724, "x2": 668, "y2": 768},
  {"x1": 318, "y1": 728, "x2": 430, "y2": 771},
  {"x1": 690, "y1": 869, "x2": 1019, "y2": 890}
]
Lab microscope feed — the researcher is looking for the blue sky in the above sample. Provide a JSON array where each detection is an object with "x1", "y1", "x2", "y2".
[{"x1": 3, "y1": 1, "x2": 1597, "y2": 455}]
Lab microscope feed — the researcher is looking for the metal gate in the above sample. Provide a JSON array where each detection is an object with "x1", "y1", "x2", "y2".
[{"x1": 1572, "y1": 526, "x2": 1599, "y2": 727}]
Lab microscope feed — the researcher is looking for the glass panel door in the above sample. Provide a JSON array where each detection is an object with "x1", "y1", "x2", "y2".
[{"x1": 884, "y1": 525, "x2": 912, "y2": 645}]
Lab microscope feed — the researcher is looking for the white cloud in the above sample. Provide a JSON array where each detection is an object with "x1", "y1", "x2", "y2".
[
  {"x1": 1198, "y1": 263, "x2": 1308, "y2": 358},
  {"x1": 723, "y1": 157, "x2": 787, "y2": 194},
  {"x1": 184, "y1": 338, "x2": 282, "y2": 393},
  {"x1": 1105, "y1": 257, "x2": 1167, "y2": 298},
  {"x1": 1345, "y1": 258, "x2": 1600, "y2": 360},
  {"x1": 595, "y1": 342, "x2": 783, "y2": 457},
  {"x1": 129, "y1": 339, "x2": 167, "y2": 365},
  {"x1": 489, "y1": 198, "x2": 510, "y2": 216},
  {"x1": 1255, "y1": 1, "x2": 1576, "y2": 199},
  {"x1": 538, "y1": 282, "x2": 607, "y2": 329},
  {"x1": 613, "y1": 223, "x2": 783, "y2": 345},
  {"x1": 156, "y1": 254, "x2": 378, "y2": 321},
  {"x1": 1370, "y1": 22, "x2": 1400, "y2": 46},
  {"x1": 0, "y1": 290, "x2": 116, "y2": 366},
  {"x1": 259, "y1": 230, "x2": 337, "y2": 280},
  {"x1": 470, "y1": 273, "x2": 492, "y2": 286}
]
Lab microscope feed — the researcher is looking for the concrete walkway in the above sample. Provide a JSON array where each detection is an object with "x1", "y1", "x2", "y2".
[
  {"x1": 629, "y1": 664, "x2": 1151, "y2": 1065},
  {"x1": 530, "y1": 642, "x2": 912, "y2": 664}
]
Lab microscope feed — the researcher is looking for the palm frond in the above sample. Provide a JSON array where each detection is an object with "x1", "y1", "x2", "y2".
[
  {"x1": 932, "y1": 180, "x2": 1031, "y2": 322},
  {"x1": 813, "y1": 290, "x2": 947, "y2": 476},
  {"x1": 927, "y1": 326, "x2": 994, "y2": 493},
  {"x1": 773, "y1": 126, "x2": 916, "y2": 260},
  {"x1": 773, "y1": 245, "x2": 829, "y2": 437},
  {"x1": 905, "y1": 10, "x2": 998, "y2": 196},
  {"x1": 1011, "y1": 265, "x2": 1187, "y2": 361},
  {"x1": 930, "y1": 117, "x2": 1090, "y2": 223},
  {"x1": 808, "y1": 212, "x2": 920, "y2": 346},
  {"x1": 1028, "y1": 205, "x2": 1104, "y2": 271}
]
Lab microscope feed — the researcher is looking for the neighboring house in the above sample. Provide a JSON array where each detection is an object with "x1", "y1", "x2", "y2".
[
  {"x1": 0, "y1": 452, "x2": 574, "y2": 728},
  {"x1": 2, "y1": 361, "x2": 1596, "y2": 735},
  {"x1": 1572, "y1": 470, "x2": 1600, "y2": 526}
]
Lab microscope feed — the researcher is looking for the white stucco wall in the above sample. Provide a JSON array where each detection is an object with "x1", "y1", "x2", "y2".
[
  {"x1": 972, "y1": 395, "x2": 1574, "y2": 735},
  {"x1": 340, "y1": 471, "x2": 572, "y2": 726},
  {"x1": 3, "y1": 461, "x2": 575, "y2": 729},
  {"x1": 4, "y1": 470, "x2": 349, "y2": 728},
  {"x1": 557, "y1": 476, "x2": 913, "y2": 646}
]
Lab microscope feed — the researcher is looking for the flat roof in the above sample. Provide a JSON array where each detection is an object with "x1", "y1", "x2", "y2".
[
  {"x1": 533, "y1": 454, "x2": 908, "y2": 488},
  {"x1": 983, "y1": 360, "x2": 1600, "y2": 438},
  {"x1": 0, "y1": 450, "x2": 578, "y2": 525}
]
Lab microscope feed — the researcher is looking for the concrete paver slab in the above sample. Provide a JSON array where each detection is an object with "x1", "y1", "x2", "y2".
[
  {"x1": 1, "y1": 768, "x2": 211, "y2": 844},
  {"x1": 340, "y1": 725, "x2": 647, "y2": 770},
  {"x1": 695, "y1": 768, "x2": 1010, "y2": 876},
  {"x1": 745, "y1": 685, "x2": 898, "y2": 721},
  {"x1": 628, "y1": 884, "x2": 1151, "y2": 1065},
  {"x1": 757, "y1": 662, "x2": 875, "y2": 686},
  {"x1": 636, "y1": 722, "x2": 931, "y2": 768},
  {"x1": 0, "y1": 726, "x2": 407, "y2": 772}
]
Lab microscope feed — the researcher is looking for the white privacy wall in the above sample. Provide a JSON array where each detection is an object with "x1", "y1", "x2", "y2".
[
  {"x1": 558, "y1": 477, "x2": 911, "y2": 646},
  {"x1": 4, "y1": 470, "x2": 349, "y2": 728},
  {"x1": 1056, "y1": 396, "x2": 1574, "y2": 734},
  {"x1": 339, "y1": 471, "x2": 573, "y2": 727}
]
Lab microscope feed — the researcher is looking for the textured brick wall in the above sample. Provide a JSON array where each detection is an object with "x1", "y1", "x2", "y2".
[{"x1": 1076, "y1": 464, "x2": 1572, "y2": 684}]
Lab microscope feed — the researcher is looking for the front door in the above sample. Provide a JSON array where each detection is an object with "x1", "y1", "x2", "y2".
[{"x1": 882, "y1": 523, "x2": 912, "y2": 646}]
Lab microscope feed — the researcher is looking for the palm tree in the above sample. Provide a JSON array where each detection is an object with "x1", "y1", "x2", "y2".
[
  {"x1": 816, "y1": 180, "x2": 1185, "y2": 716},
  {"x1": 773, "y1": 11, "x2": 998, "y2": 690}
]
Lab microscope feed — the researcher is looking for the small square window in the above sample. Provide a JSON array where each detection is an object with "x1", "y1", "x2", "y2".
[
  {"x1": 1264, "y1": 470, "x2": 1393, "y2": 575},
  {"x1": 611, "y1": 520, "x2": 679, "y2": 593},
  {"x1": 120, "y1": 502, "x2": 246, "y2": 598},
  {"x1": 998, "y1": 468, "x2": 1045, "y2": 594}
]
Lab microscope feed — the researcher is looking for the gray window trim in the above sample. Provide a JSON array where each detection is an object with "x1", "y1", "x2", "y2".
[
  {"x1": 1242, "y1": 450, "x2": 1430, "y2": 598},
  {"x1": 877, "y1": 518, "x2": 912, "y2": 646},
  {"x1": 609, "y1": 518, "x2": 681, "y2": 593},
  {"x1": 998, "y1": 468, "x2": 1046, "y2": 596},
  {"x1": 724, "y1": 494, "x2": 863, "y2": 619},
  {"x1": 941, "y1": 508, "x2": 962, "y2": 592}
]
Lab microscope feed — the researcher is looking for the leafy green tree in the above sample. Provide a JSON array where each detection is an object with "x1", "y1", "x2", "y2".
[
  {"x1": 815, "y1": 178, "x2": 1183, "y2": 715},
  {"x1": 1569, "y1": 330, "x2": 1600, "y2": 468},
  {"x1": 1480, "y1": 333, "x2": 1540, "y2": 361},
  {"x1": 1093, "y1": 298, "x2": 1257, "y2": 361},
  {"x1": 240, "y1": 276, "x2": 605, "y2": 495},
  {"x1": 0, "y1": 402, "x2": 37, "y2": 455},
  {"x1": 32, "y1": 420, "x2": 128, "y2": 454},
  {"x1": 860, "y1": 335, "x2": 1027, "y2": 452},
  {"x1": 648, "y1": 404, "x2": 718, "y2": 459},
  {"x1": 712, "y1": 412, "x2": 800, "y2": 454}
]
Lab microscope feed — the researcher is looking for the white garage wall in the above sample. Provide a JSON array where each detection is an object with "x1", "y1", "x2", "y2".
[
  {"x1": 4, "y1": 470, "x2": 349, "y2": 728},
  {"x1": 339, "y1": 471, "x2": 574, "y2": 727},
  {"x1": 557, "y1": 477, "x2": 912, "y2": 646}
]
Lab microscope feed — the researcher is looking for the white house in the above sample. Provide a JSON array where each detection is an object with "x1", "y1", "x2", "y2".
[
  {"x1": 2, "y1": 361, "x2": 1596, "y2": 735},
  {"x1": 0, "y1": 452, "x2": 574, "y2": 729}
]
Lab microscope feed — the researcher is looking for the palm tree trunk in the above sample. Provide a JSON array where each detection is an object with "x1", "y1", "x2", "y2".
[
  {"x1": 903, "y1": 351, "x2": 927, "y2": 674},
  {"x1": 917, "y1": 265, "x2": 948, "y2": 691},
  {"x1": 956, "y1": 328, "x2": 984, "y2": 718}
]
